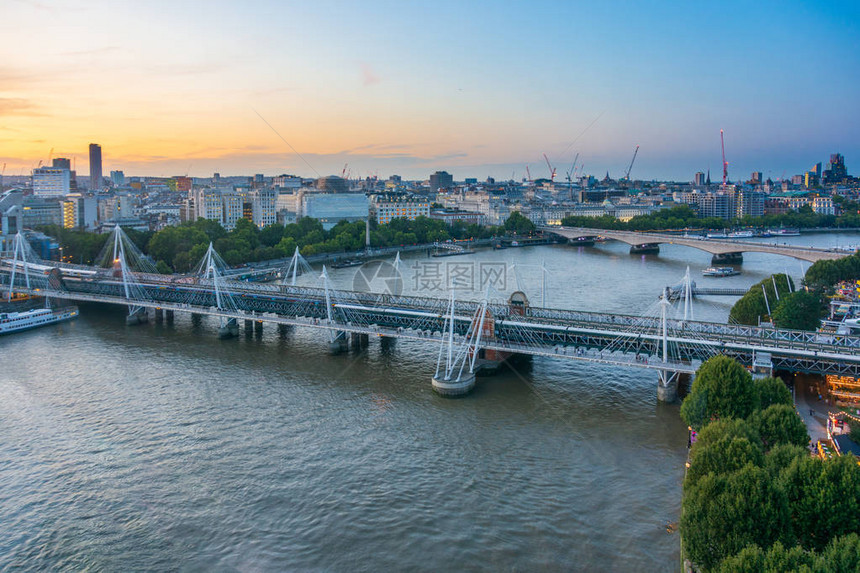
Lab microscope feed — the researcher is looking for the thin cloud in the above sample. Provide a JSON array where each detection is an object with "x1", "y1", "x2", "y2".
[
  {"x1": 0, "y1": 98, "x2": 44, "y2": 117},
  {"x1": 61, "y1": 46, "x2": 122, "y2": 57},
  {"x1": 360, "y1": 62, "x2": 380, "y2": 86}
]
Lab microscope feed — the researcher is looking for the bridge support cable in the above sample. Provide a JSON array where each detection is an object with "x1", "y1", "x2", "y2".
[
  {"x1": 6, "y1": 233, "x2": 34, "y2": 301},
  {"x1": 193, "y1": 243, "x2": 242, "y2": 335},
  {"x1": 657, "y1": 287, "x2": 680, "y2": 401},
  {"x1": 281, "y1": 247, "x2": 313, "y2": 286},
  {"x1": 682, "y1": 266, "x2": 694, "y2": 322},
  {"x1": 432, "y1": 291, "x2": 489, "y2": 395},
  {"x1": 93, "y1": 226, "x2": 156, "y2": 320}
]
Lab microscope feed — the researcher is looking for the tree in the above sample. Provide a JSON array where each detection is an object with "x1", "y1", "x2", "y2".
[
  {"x1": 681, "y1": 356, "x2": 758, "y2": 429},
  {"x1": 682, "y1": 465, "x2": 791, "y2": 570},
  {"x1": 504, "y1": 211, "x2": 535, "y2": 235},
  {"x1": 754, "y1": 377, "x2": 793, "y2": 410},
  {"x1": 772, "y1": 290, "x2": 823, "y2": 331},
  {"x1": 748, "y1": 404, "x2": 809, "y2": 451},
  {"x1": 820, "y1": 533, "x2": 860, "y2": 572},
  {"x1": 729, "y1": 274, "x2": 794, "y2": 326},
  {"x1": 686, "y1": 435, "x2": 763, "y2": 486},
  {"x1": 763, "y1": 444, "x2": 808, "y2": 477},
  {"x1": 779, "y1": 455, "x2": 860, "y2": 551},
  {"x1": 715, "y1": 541, "x2": 817, "y2": 573}
]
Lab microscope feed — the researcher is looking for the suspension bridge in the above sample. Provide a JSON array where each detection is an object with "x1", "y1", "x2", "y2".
[{"x1": 2, "y1": 228, "x2": 859, "y2": 398}]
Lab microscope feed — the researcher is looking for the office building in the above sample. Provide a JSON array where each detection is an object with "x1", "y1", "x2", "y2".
[
  {"x1": 824, "y1": 153, "x2": 848, "y2": 184},
  {"x1": 250, "y1": 188, "x2": 277, "y2": 228},
  {"x1": 0, "y1": 191, "x2": 23, "y2": 253},
  {"x1": 694, "y1": 172, "x2": 705, "y2": 186},
  {"x1": 52, "y1": 158, "x2": 71, "y2": 170},
  {"x1": 22, "y1": 196, "x2": 63, "y2": 228},
  {"x1": 89, "y1": 143, "x2": 103, "y2": 190},
  {"x1": 110, "y1": 171, "x2": 126, "y2": 186},
  {"x1": 372, "y1": 194, "x2": 430, "y2": 224},
  {"x1": 32, "y1": 167, "x2": 71, "y2": 197},
  {"x1": 430, "y1": 171, "x2": 454, "y2": 192},
  {"x1": 303, "y1": 193, "x2": 369, "y2": 230}
]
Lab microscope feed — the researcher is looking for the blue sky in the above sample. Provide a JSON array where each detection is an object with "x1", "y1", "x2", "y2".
[{"x1": 1, "y1": 0, "x2": 858, "y2": 180}]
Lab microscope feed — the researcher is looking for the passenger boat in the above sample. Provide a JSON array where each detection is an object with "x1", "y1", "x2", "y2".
[
  {"x1": 331, "y1": 259, "x2": 364, "y2": 269},
  {"x1": 0, "y1": 306, "x2": 79, "y2": 335},
  {"x1": 728, "y1": 230, "x2": 755, "y2": 238},
  {"x1": 702, "y1": 266, "x2": 740, "y2": 277},
  {"x1": 771, "y1": 228, "x2": 801, "y2": 236},
  {"x1": 706, "y1": 232, "x2": 728, "y2": 239}
]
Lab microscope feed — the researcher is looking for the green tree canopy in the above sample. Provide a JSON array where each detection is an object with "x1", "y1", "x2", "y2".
[
  {"x1": 682, "y1": 465, "x2": 791, "y2": 570},
  {"x1": 754, "y1": 377, "x2": 793, "y2": 410},
  {"x1": 748, "y1": 404, "x2": 809, "y2": 451},
  {"x1": 681, "y1": 356, "x2": 758, "y2": 429},
  {"x1": 715, "y1": 541, "x2": 816, "y2": 573},
  {"x1": 729, "y1": 274, "x2": 794, "y2": 326},
  {"x1": 504, "y1": 211, "x2": 536, "y2": 234},
  {"x1": 779, "y1": 454, "x2": 860, "y2": 551},
  {"x1": 771, "y1": 290, "x2": 824, "y2": 331}
]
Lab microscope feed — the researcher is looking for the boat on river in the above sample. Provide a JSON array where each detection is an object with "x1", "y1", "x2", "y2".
[
  {"x1": 331, "y1": 259, "x2": 364, "y2": 269},
  {"x1": 702, "y1": 267, "x2": 740, "y2": 277},
  {"x1": 771, "y1": 228, "x2": 801, "y2": 236},
  {"x1": 0, "y1": 306, "x2": 79, "y2": 335}
]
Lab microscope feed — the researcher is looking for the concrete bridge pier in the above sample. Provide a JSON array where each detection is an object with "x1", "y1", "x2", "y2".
[
  {"x1": 712, "y1": 252, "x2": 743, "y2": 264},
  {"x1": 219, "y1": 318, "x2": 239, "y2": 339},
  {"x1": 380, "y1": 335, "x2": 397, "y2": 351},
  {"x1": 244, "y1": 319, "x2": 254, "y2": 334},
  {"x1": 329, "y1": 331, "x2": 349, "y2": 354},
  {"x1": 125, "y1": 308, "x2": 149, "y2": 326},
  {"x1": 350, "y1": 332, "x2": 369, "y2": 349},
  {"x1": 657, "y1": 370, "x2": 679, "y2": 403},
  {"x1": 191, "y1": 313, "x2": 203, "y2": 326},
  {"x1": 154, "y1": 308, "x2": 164, "y2": 323},
  {"x1": 432, "y1": 372, "x2": 476, "y2": 397},
  {"x1": 630, "y1": 243, "x2": 660, "y2": 255},
  {"x1": 165, "y1": 310, "x2": 174, "y2": 324},
  {"x1": 254, "y1": 320, "x2": 263, "y2": 335},
  {"x1": 277, "y1": 324, "x2": 290, "y2": 337}
]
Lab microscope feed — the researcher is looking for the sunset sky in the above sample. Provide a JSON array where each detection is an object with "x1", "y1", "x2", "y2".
[{"x1": 2, "y1": 0, "x2": 858, "y2": 181}]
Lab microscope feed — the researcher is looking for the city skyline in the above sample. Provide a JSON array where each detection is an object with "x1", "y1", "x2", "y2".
[{"x1": 2, "y1": 0, "x2": 858, "y2": 181}]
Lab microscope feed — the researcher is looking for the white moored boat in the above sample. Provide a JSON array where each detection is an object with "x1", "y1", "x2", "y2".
[
  {"x1": 702, "y1": 267, "x2": 740, "y2": 277},
  {"x1": 0, "y1": 306, "x2": 79, "y2": 335}
]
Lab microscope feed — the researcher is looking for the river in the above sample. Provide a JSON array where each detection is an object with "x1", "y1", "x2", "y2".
[{"x1": 1, "y1": 232, "x2": 856, "y2": 571}]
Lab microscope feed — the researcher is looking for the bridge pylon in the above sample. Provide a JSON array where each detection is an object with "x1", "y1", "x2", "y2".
[
  {"x1": 98, "y1": 226, "x2": 152, "y2": 325},
  {"x1": 657, "y1": 287, "x2": 679, "y2": 402},
  {"x1": 195, "y1": 242, "x2": 240, "y2": 337},
  {"x1": 432, "y1": 291, "x2": 489, "y2": 396}
]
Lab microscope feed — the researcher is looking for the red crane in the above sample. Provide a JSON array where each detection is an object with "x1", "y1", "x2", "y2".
[
  {"x1": 720, "y1": 129, "x2": 728, "y2": 185},
  {"x1": 543, "y1": 153, "x2": 557, "y2": 182}
]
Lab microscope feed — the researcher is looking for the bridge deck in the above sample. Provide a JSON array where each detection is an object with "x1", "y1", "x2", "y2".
[{"x1": 2, "y1": 261, "x2": 859, "y2": 377}]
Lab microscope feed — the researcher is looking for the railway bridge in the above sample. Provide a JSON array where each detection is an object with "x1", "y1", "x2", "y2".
[{"x1": 3, "y1": 229, "x2": 859, "y2": 399}]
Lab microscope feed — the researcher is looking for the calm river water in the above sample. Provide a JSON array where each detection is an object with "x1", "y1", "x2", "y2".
[{"x1": 1, "y1": 232, "x2": 857, "y2": 571}]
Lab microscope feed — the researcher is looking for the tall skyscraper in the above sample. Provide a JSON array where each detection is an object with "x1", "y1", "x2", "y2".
[
  {"x1": 89, "y1": 143, "x2": 103, "y2": 190},
  {"x1": 694, "y1": 172, "x2": 705, "y2": 186}
]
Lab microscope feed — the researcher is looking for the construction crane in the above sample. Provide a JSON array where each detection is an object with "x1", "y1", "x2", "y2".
[
  {"x1": 566, "y1": 152, "x2": 580, "y2": 186},
  {"x1": 720, "y1": 129, "x2": 728, "y2": 185},
  {"x1": 623, "y1": 145, "x2": 639, "y2": 181},
  {"x1": 543, "y1": 153, "x2": 557, "y2": 183},
  {"x1": 341, "y1": 163, "x2": 348, "y2": 178},
  {"x1": 525, "y1": 165, "x2": 532, "y2": 185}
]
